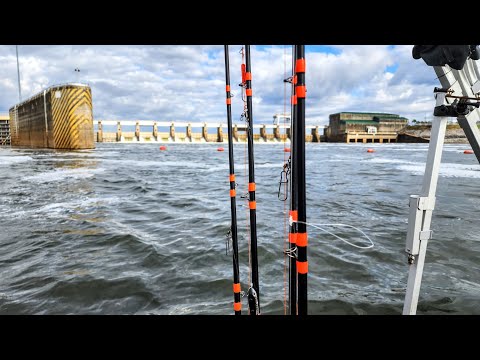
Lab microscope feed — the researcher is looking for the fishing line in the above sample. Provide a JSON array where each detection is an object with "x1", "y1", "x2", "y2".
[{"x1": 292, "y1": 220, "x2": 374, "y2": 250}]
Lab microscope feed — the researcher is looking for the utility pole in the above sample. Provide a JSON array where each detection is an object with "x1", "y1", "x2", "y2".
[{"x1": 16, "y1": 45, "x2": 22, "y2": 102}]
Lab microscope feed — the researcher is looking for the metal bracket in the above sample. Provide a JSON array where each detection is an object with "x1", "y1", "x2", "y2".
[
  {"x1": 417, "y1": 196, "x2": 436, "y2": 211},
  {"x1": 419, "y1": 230, "x2": 433, "y2": 241},
  {"x1": 405, "y1": 195, "x2": 435, "y2": 256}
]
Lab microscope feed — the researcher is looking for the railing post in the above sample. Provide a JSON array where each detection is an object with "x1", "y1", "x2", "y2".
[
  {"x1": 97, "y1": 121, "x2": 103, "y2": 142},
  {"x1": 273, "y1": 125, "x2": 280, "y2": 141},
  {"x1": 186, "y1": 123, "x2": 192, "y2": 142},
  {"x1": 311, "y1": 126, "x2": 320, "y2": 142},
  {"x1": 217, "y1": 125, "x2": 224, "y2": 142},
  {"x1": 170, "y1": 122, "x2": 175, "y2": 141},
  {"x1": 202, "y1": 123, "x2": 208, "y2": 142},
  {"x1": 260, "y1": 124, "x2": 267, "y2": 142},
  {"x1": 233, "y1": 124, "x2": 239, "y2": 142},
  {"x1": 116, "y1": 121, "x2": 122, "y2": 142},
  {"x1": 135, "y1": 121, "x2": 140, "y2": 141},
  {"x1": 153, "y1": 122, "x2": 158, "y2": 140}
]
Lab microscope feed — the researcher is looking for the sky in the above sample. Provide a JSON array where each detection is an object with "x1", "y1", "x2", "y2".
[{"x1": 0, "y1": 45, "x2": 440, "y2": 125}]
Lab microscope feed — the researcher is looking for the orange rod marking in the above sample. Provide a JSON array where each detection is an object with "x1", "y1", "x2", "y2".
[
  {"x1": 234, "y1": 302, "x2": 242, "y2": 311},
  {"x1": 233, "y1": 283, "x2": 241, "y2": 293},
  {"x1": 246, "y1": 89, "x2": 252, "y2": 96},
  {"x1": 296, "y1": 59, "x2": 306, "y2": 73},
  {"x1": 296, "y1": 85, "x2": 306, "y2": 99},
  {"x1": 289, "y1": 233, "x2": 297, "y2": 244},
  {"x1": 289, "y1": 210, "x2": 298, "y2": 221},
  {"x1": 248, "y1": 182, "x2": 256, "y2": 191},
  {"x1": 230, "y1": 189, "x2": 236, "y2": 197},
  {"x1": 297, "y1": 233, "x2": 308, "y2": 247},
  {"x1": 249, "y1": 201, "x2": 256, "y2": 210},
  {"x1": 297, "y1": 261, "x2": 308, "y2": 274}
]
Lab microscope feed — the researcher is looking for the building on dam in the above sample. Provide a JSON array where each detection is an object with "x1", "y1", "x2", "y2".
[
  {"x1": 0, "y1": 114, "x2": 10, "y2": 145},
  {"x1": 325, "y1": 112, "x2": 409, "y2": 143},
  {"x1": 9, "y1": 83, "x2": 95, "y2": 149}
]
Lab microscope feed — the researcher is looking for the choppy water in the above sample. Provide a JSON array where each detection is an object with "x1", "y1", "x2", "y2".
[{"x1": 1, "y1": 142, "x2": 480, "y2": 315}]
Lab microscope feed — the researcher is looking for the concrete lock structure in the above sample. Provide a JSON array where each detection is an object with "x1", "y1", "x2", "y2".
[{"x1": 9, "y1": 84, "x2": 94, "y2": 149}]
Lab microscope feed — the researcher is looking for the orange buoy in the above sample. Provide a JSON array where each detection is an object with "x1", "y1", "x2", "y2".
[
  {"x1": 367, "y1": 148, "x2": 375, "y2": 153},
  {"x1": 159, "y1": 146, "x2": 167, "y2": 151},
  {"x1": 284, "y1": 148, "x2": 291, "y2": 153},
  {"x1": 464, "y1": 149, "x2": 474, "y2": 154},
  {"x1": 217, "y1": 147, "x2": 225, "y2": 152}
]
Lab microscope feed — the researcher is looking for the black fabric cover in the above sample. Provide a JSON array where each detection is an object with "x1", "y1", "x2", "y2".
[{"x1": 412, "y1": 45, "x2": 479, "y2": 70}]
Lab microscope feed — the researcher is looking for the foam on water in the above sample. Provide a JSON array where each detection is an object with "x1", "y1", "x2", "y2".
[
  {"x1": 0, "y1": 155, "x2": 33, "y2": 165},
  {"x1": 23, "y1": 167, "x2": 105, "y2": 183},
  {"x1": 398, "y1": 162, "x2": 480, "y2": 178}
]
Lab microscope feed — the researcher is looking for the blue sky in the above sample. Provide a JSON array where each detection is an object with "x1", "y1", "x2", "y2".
[{"x1": 0, "y1": 45, "x2": 439, "y2": 125}]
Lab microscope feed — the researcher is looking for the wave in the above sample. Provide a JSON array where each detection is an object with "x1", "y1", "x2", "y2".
[
  {"x1": 22, "y1": 167, "x2": 105, "y2": 183},
  {"x1": 398, "y1": 162, "x2": 480, "y2": 178}
]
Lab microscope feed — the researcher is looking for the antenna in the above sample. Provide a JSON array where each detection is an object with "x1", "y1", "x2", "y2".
[{"x1": 16, "y1": 45, "x2": 22, "y2": 102}]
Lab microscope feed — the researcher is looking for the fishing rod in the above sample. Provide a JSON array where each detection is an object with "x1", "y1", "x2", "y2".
[
  {"x1": 243, "y1": 45, "x2": 260, "y2": 315},
  {"x1": 286, "y1": 45, "x2": 298, "y2": 315},
  {"x1": 224, "y1": 45, "x2": 241, "y2": 315},
  {"x1": 295, "y1": 45, "x2": 308, "y2": 315}
]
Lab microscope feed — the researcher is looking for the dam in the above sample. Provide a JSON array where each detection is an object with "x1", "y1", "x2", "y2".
[
  {"x1": 95, "y1": 121, "x2": 326, "y2": 143},
  {"x1": 9, "y1": 83, "x2": 94, "y2": 150}
]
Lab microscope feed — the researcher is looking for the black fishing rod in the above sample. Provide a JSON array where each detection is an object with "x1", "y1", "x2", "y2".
[
  {"x1": 224, "y1": 45, "x2": 241, "y2": 315},
  {"x1": 244, "y1": 45, "x2": 260, "y2": 315},
  {"x1": 295, "y1": 45, "x2": 308, "y2": 315},
  {"x1": 288, "y1": 45, "x2": 298, "y2": 315}
]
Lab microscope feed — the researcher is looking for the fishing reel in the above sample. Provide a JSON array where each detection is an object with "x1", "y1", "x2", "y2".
[
  {"x1": 433, "y1": 87, "x2": 480, "y2": 117},
  {"x1": 247, "y1": 285, "x2": 260, "y2": 315}
]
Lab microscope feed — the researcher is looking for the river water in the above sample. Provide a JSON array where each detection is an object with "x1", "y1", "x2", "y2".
[{"x1": 1, "y1": 142, "x2": 479, "y2": 315}]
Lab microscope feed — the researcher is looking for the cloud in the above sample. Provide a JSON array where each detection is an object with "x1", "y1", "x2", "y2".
[{"x1": 0, "y1": 45, "x2": 444, "y2": 124}]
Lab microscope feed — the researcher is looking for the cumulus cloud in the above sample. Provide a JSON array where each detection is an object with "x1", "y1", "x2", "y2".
[{"x1": 0, "y1": 45, "x2": 443, "y2": 125}]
